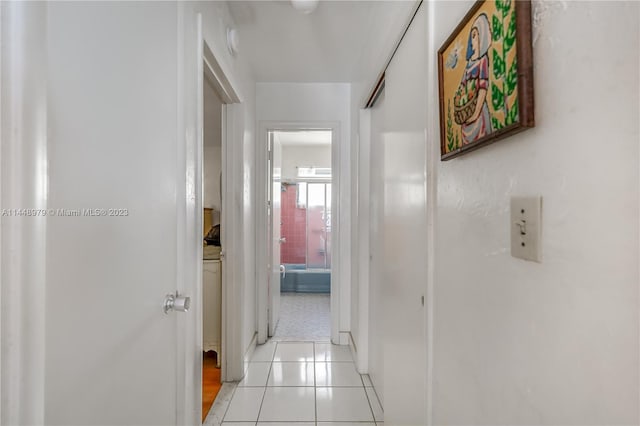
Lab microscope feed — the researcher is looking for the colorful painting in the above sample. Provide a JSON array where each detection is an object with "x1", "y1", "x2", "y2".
[{"x1": 438, "y1": 0, "x2": 534, "y2": 160}]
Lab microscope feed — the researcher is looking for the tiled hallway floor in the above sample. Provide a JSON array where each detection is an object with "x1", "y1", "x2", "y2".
[
  {"x1": 217, "y1": 341, "x2": 383, "y2": 425},
  {"x1": 273, "y1": 294, "x2": 331, "y2": 341}
]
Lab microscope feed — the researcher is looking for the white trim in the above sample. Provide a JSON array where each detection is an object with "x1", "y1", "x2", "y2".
[
  {"x1": 175, "y1": 4, "x2": 193, "y2": 424},
  {"x1": 198, "y1": 34, "x2": 244, "y2": 383},
  {"x1": 178, "y1": 11, "x2": 245, "y2": 424},
  {"x1": 256, "y1": 121, "x2": 342, "y2": 345},
  {"x1": 203, "y1": 42, "x2": 240, "y2": 105},
  {"x1": 355, "y1": 108, "x2": 372, "y2": 373},
  {"x1": 221, "y1": 102, "x2": 245, "y2": 381},
  {"x1": 0, "y1": 4, "x2": 4, "y2": 419},
  {"x1": 0, "y1": 3, "x2": 47, "y2": 424}
]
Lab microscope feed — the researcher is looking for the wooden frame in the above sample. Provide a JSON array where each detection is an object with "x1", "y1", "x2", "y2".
[{"x1": 438, "y1": 0, "x2": 534, "y2": 161}]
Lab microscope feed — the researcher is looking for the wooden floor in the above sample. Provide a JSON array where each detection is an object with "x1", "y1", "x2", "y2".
[{"x1": 202, "y1": 351, "x2": 221, "y2": 422}]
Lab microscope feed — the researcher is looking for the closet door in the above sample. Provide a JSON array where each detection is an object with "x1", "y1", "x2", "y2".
[{"x1": 380, "y1": 3, "x2": 428, "y2": 424}]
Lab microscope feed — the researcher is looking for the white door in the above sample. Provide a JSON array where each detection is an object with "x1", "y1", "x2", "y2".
[
  {"x1": 268, "y1": 132, "x2": 282, "y2": 336},
  {"x1": 43, "y1": 3, "x2": 192, "y2": 424},
  {"x1": 380, "y1": 4, "x2": 427, "y2": 424}
]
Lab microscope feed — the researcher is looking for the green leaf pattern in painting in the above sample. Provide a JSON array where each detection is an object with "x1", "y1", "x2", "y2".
[
  {"x1": 446, "y1": 100, "x2": 460, "y2": 152},
  {"x1": 490, "y1": 0, "x2": 518, "y2": 130},
  {"x1": 507, "y1": 101, "x2": 519, "y2": 126},
  {"x1": 491, "y1": 82, "x2": 504, "y2": 111},
  {"x1": 491, "y1": 15, "x2": 503, "y2": 42},
  {"x1": 446, "y1": 100, "x2": 454, "y2": 151},
  {"x1": 491, "y1": 116, "x2": 504, "y2": 131},
  {"x1": 492, "y1": 48, "x2": 505, "y2": 79},
  {"x1": 504, "y1": 9, "x2": 517, "y2": 53},
  {"x1": 506, "y1": 58, "x2": 518, "y2": 96}
]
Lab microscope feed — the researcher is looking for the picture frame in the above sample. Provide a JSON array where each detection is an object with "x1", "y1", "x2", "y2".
[{"x1": 438, "y1": 0, "x2": 534, "y2": 161}]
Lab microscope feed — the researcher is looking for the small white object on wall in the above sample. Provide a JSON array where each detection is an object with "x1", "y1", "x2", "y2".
[
  {"x1": 291, "y1": 0, "x2": 319, "y2": 14},
  {"x1": 511, "y1": 196, "x2": 543, "y2": 263},
  {"x1": 227, "y1": 28, "x2": 239, "y2": 56}
]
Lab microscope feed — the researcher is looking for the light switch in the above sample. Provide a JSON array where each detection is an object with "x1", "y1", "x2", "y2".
[{"x1": 510, "y1": 196, "x2": 542, "y2": 262}]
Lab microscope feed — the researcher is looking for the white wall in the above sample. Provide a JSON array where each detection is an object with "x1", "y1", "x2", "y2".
[
  {"x1": 203, "y1": 145, "x2": 222, "y2": 212},
  {"x1": 281, "y1": 145, "x2": 331, "y2": 181},
  {"x1": 256, "y1": 82, "x2": 351, "y2": 343},
  {"x1": 429, "y1": 2, "x2": 639, "y2": 424},
  {"x1": 355, "y1": 1, "x2": 640, "y2": 424},
  {"x1": 203, "y1": 77, "x2": 222, "y2": 213}
]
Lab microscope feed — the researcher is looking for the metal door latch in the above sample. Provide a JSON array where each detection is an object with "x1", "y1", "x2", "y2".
[{"x1": 163, "y1": 292, "x2": 191, "y2": 314}]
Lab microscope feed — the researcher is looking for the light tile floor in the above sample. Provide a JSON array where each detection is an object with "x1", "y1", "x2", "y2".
[{"x1": 217, "y1": 341, "x2": 384, "y2": 426}]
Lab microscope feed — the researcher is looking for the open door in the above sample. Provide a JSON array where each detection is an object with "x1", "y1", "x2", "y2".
[
  {"x1": 268, "y1": 131, "x2": 282, "y2": 336},
  {"x1": 36, "y1": 2, "x2": 198, "y2": 425}
]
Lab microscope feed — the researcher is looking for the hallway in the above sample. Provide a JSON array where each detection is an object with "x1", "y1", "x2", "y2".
[
  {"x1": 209, "y1": 341, "x2": 383, "y2": 425},
  {"x1": 2, "y1": 1, "x2": 639, "y2": 425}
]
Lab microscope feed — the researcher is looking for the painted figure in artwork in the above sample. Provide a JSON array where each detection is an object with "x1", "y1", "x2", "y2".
[{"x1": 456, "y1": 13, "x2": 492, "y2": 144}]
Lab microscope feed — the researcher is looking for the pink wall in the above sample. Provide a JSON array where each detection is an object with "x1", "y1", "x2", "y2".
[
  {"x1": 281, "y1": 183, "x2": 331, "y2": 267},
  {"x1": 281, "y1": 184, "x2": 306, "y2": 264}
]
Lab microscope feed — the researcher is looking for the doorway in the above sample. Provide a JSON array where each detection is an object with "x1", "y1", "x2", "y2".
[
  {"x1": 267, "y1": 130, "x2": 333, "y2": 341},
  {"x1": 198, "y1": 35, "x2": 242, "y2": 422},
  {"x1": 201, "y1": 67, "x2": 223, "y2": 421}
]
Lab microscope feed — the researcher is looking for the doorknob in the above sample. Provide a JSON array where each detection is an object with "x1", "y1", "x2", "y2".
[
  {"x1": 279, "y1": 264, "x2": 286, "y2": 279},
  {"x1": 163, "y1": 292, "x2": 191, "y2": 314}
]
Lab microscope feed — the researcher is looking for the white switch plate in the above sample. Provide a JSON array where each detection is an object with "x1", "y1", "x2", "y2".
[{"x1": 510, "y1": 196, "x2": 542, "y2": 263}]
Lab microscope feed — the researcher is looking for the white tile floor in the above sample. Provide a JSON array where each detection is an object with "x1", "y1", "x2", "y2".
[{"x1": 219, "y1": 341, "x2": 383, "y2": 426}]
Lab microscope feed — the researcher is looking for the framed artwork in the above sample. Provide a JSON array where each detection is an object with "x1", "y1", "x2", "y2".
[{"x1": 438, "y1": 0, "x2": 534, "y2": 161}]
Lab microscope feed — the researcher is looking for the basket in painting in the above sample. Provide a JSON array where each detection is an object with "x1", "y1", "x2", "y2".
[
  {"x1": 454, "y1": 94, "x2": 478, "y2": 125},
  {"x1": 453, "y1": 78, "x2": 479, "y2": 125}
]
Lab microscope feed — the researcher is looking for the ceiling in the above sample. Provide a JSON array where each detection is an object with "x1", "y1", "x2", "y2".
[
  {"x1": 274, "y1": 130, "x2": 332, "y2": 146},
  {"x1": 227, "y1": 1, "x2": 417, "y2": 82}
]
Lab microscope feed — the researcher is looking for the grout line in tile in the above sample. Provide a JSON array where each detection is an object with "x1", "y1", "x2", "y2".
[
  {"x1": 220, "y1": 380, "x2": 240, "y2": 423},
  {"x1": 254, "y1": 344, "x2": 275, "y2": 424},
  {"x1": 314, "y1": 342, "x2": 318, "y2": 426},
  {"x1": 370, "y1": 384, "x2": 384, "y2": 412},
  {"x1": 362, "y1": 384, "x2": 379, "y2": 424}
]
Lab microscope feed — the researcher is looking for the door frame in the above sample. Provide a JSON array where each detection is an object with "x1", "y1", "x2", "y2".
[
  {"x1": 181, "y1": 12, "x2": 243, "y2": 425},
  {"x1": 0, "y1": 2, "x2": 48, "y2": 424},
  {"x1": 199, "y1": 25, "x2": 242, "y2": 385},
  {"x1": 256, "y1": 121, "x2": 341, "y2": 345}
]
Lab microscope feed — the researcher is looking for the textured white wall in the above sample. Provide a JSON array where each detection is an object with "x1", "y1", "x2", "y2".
[
  {"x1": 430, "y1": 2, "x2": 639, "y2": 424},
  {"x1": 355, "y1": 1, "x2": 639, "y2": 424}
]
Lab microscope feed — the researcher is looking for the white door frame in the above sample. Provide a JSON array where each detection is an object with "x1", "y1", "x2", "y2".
[
  {"x1": 196, "y1": 17, "x2": 243, "y2": 382},
  {"x1": 179, "y1": 12, "x2": 244, "y2": 424},
  {"x1": 0, "y1": 2, "x2": 48, "y2": 424},
  {"x1": 256, "y1": 121, "x2": 342, "y2": 345}
]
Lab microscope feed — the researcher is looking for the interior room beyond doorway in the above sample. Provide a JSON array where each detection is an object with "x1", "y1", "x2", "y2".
[{"x1": 271, "y1": 130, "x2": 333, "y2": 341}]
